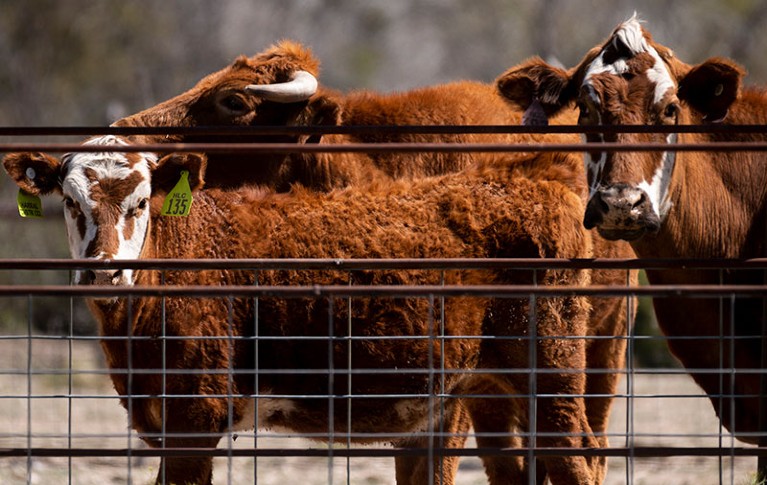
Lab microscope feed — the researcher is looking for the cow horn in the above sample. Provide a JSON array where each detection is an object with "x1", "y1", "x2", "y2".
[{"x1": 245, "y1": 71, "x2": 318, "y2": 103}]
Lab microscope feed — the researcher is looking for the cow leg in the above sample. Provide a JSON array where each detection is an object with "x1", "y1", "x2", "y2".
[
  {"x1": 150, "y1": 398, "x2": 227, "y2": 485},
  {"x1": 583, "y1": 301, "x2": 630, "y2": 484},
  {"x1": 394, "y1": 398, "x2": 469, "y2": 485},
  {"x1": 155, "y1": 437, "x2": 219, "y2": 485},
  {"x1": 585, "y1": 299, "x2": 629, "y2": 437},
  {"x1": 152, "y1": 432, "x2": 222, "y2": 485},
  {"x1": 584, "y1": 265, "x2": 635, "y2": 483},
  {"x1": 485, "y1": 293, "x2": 598, "y2": 485},
  {"x1": 464, "y1": 385, "x2": 549, "y2": 485},
  {"x1": 461, "y1": 377, "x2": 526, "y2": 485},
  {"x1": 534, "y1": 296, "x2": 598, "y2": 485}
]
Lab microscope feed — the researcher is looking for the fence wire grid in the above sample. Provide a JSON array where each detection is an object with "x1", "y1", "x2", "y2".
[{"x1": 1, "y1": 126, "x2": 766, "y2": 485}]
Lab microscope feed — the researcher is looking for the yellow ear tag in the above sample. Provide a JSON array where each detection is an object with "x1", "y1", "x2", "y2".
[
  {"x1": 17, "y1": 189, "x2": 43, "y2": 218},
  {"x1": 161, "y1": 170, "x2": 193, "y2": 217}
]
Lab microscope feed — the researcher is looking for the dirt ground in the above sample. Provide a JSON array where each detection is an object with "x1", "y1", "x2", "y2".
[{"x1": 0, "y1": 339, "x2": 758, "y2": 485}]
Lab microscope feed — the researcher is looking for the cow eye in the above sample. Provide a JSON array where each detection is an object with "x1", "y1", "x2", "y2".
[
  {"x1": 63, "y1": 196, "x2": 77, "y2": 211},
  {"x1": 664, "y1": 102, "x2": 679, "y2": 120},
  {"x1": 127, "y1": 199, "x2": 149, "y2": 218},
  {"x1": 63, "y1": 196, "x2": 81, "y2": 217},
  {"x1": 220, "y1": 95, "x2": 248, "y2": 113},
  {"x1": 577, "y1": 102, "x2": 593, "y2": 124}
]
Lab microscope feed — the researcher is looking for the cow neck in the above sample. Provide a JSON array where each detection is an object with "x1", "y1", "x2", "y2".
[
  {"x1": 87, "y1": 287, "x2": 156, "y2": 339},
  {"x1": 630, "y1": 123, "x2": 767, "y2": 272},
  {"x1": 111, "y1": 94, "x2": 193, "y2": 134}
]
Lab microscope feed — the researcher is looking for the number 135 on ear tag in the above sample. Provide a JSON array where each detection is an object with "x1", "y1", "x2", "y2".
[{"x1": 161, "y1": 170, "x2": 193, "y2": 217}]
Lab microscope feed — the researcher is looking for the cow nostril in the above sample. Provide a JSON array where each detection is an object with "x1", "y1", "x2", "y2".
[
  {"x1": 112, "y1": 270, "x2": 123, "y2": 283},
  {"x1": 632, "y1": 192, "x2": 648, "y2": 209}
]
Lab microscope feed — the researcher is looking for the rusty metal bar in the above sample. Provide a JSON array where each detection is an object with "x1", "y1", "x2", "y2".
[
  {"x1": 4, "y1": 257, "x2": 767, "y2": 271},
  {"x1": 0, "y1": 446, "x2": 765, "y2": 459},
  {"x1": 1, "y1": 141, "x2": 767, "y2": 154},
  {"x1": 0, "y1": 124, "x2": 766, "y2": 137},
  {"x1": 2, "y1": 283, "x2": 767, "y2": 298}
]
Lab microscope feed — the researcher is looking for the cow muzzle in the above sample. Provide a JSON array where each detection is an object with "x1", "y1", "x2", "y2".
[
  {"x1": 76, "y1": 269, "x2": 127, "y2": 287},
  {"x1": 583, "y1": 184, "x2": 660, "y2": 241}
]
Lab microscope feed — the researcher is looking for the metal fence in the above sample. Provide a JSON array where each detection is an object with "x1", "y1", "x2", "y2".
[{"x1": 0, "y1": 127, "x2": 766, "y2": 485}]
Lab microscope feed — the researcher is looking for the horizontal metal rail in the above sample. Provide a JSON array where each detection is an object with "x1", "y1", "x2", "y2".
[
  {"x1": 3, "y1": 366, "x2": 762, "y2": 378},
  {"x1": 0, "y1": 283, "x2": 766, "y2": 298},
  {"x1": 1, "y1": 124, "x2": 766, "y2": 137},
  {"x1": 4, "y1": 257, "x2": 767, "y2": 271},
  {"x1": 2, "y1": 141, "x2": 767, "y2": 154},
  {"x1": 0, "y1": 446, "x2": 764, "y2": 459},
  {"x1": 4, "y1": 283, "x2": 767, "y2": 298}
]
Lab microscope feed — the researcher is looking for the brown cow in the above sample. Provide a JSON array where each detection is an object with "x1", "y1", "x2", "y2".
[
  {"x1": 495, "y1": 14, "x2": 767, "y2": 443},
  {"x1": 110, "y1": 40, "x2": 636, "y2": 483},
  {"x1": 6, "y1": 136, "x2": 620, "y2": 485},
  {"x1": 112, "y1": 39, "x2": 575, "y2": 190}
]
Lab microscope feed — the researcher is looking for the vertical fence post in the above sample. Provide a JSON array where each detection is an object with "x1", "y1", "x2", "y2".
[{"x1": 757, "y1": 266, "x2": 767, "y2": 481}]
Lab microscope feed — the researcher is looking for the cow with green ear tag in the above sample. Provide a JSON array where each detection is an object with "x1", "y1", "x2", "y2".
[
  {"x1": 3, "y1": 135, "x2": 618, "y2": 485},
  {"x1": 3, "y1": 135, "x2": 204, "y2": 289}
]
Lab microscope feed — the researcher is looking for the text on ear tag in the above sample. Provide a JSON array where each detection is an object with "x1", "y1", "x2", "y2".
[
  {"x1": 161, "y1": 170, "x2": 193, "y2": 217},
  {"x1": 17, "y1": 189, "x2": 43, "y2": 218}
]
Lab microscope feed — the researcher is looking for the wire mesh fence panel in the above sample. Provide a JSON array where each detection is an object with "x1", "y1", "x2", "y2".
[
  {"x1": 1, "y1": 127, "x2": 767, "y2": 485},
  {"x1": 0, "y1": 267, "x2": 763, "y2": 485}
]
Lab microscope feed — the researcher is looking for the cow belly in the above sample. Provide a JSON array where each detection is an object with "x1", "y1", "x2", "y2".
[
  {"x1": 230, "y1": 395, "x2": 297, "y2": 433},
  {"x1": 246, "y1": 396, "x2": 434, "y2": 441}
]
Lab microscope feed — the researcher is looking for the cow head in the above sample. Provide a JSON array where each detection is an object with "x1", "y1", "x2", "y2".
[
  {"x1": 113, "y1": 40, "x2": 341, "y2": 188},
  {"x1": 3, "y1": 136, "x2": 205, "y2": 291},
  {"x1": 496, "y1": 14, "x2": 745, "y2": 241},
  {"x1": 114, "y1": 40, "x2": 337, "y2": 137}
]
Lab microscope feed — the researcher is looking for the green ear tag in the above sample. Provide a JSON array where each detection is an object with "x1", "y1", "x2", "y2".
[
  {"x1": 161, "y1": 170, "x2": 193, "y2": 217},
  {"x1": 17, "y1": 189, "x2": 43, "y2": 218}
]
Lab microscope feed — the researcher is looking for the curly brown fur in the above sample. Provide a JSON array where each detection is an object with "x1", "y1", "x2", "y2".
[{"x1": 62, "y1": 151, "x2": 601, "y2": 485}]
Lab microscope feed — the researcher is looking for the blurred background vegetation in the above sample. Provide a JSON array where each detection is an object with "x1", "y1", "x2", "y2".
[{"x1": 3, "y1": 0, "x2": 766, "y2": 366}]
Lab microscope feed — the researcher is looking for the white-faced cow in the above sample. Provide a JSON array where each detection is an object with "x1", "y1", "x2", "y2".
[
  {"x1": 112, "y1": 39, "x2": 580, "y2": 191},
  {"x1": 5, "y1": 136, "x2": 629, "y2": 485},
  {"x1": 495, "y1": 14, "x2": 767, "y2": 443}
]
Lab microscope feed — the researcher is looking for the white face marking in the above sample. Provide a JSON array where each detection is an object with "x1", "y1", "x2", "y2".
[
  {"x1": 584, "y1": 46, "x2": 629, "y2": 80},
  {"x1": 583, "y1": 15, "x2": 676, "y2": 111},
  {"x1": 61, "y1": 136, "x2": 156, "y2": 286},
  {"x1": 580, "y1": 86, "x2": 606, "y2": 197},
  {"x1": 636, "y1": 133, "x2": 677, "y2": 219},
  {"x1": 584, "y1": 15, "x2": 646, "y2": 83},
  {"x1": 645, "y1": 49, "x2": 676, "y2": 105},
  {"x1": 582, "y1": 128, "x2": 606, "y2": 198},
  {"x1": 582, "y1": 135, "x2": 607, "y2": 198}
]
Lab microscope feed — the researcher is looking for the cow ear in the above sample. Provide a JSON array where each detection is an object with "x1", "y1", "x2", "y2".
[
  {"x1": 295, "y1": 93, "x2": 342, "y2": 143},
  {"x1": 151, "y1": 153, "x2": 207, "y2": 194},
  {"x1": 496, "y1": 57, "x2": 575, "y2": 125},
  {"x1": 678, "y1": 57, "x2": 744, "y2": 123},
  {"x1": 3, "y1": 152, "x2": 63, "y2": 195}
]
